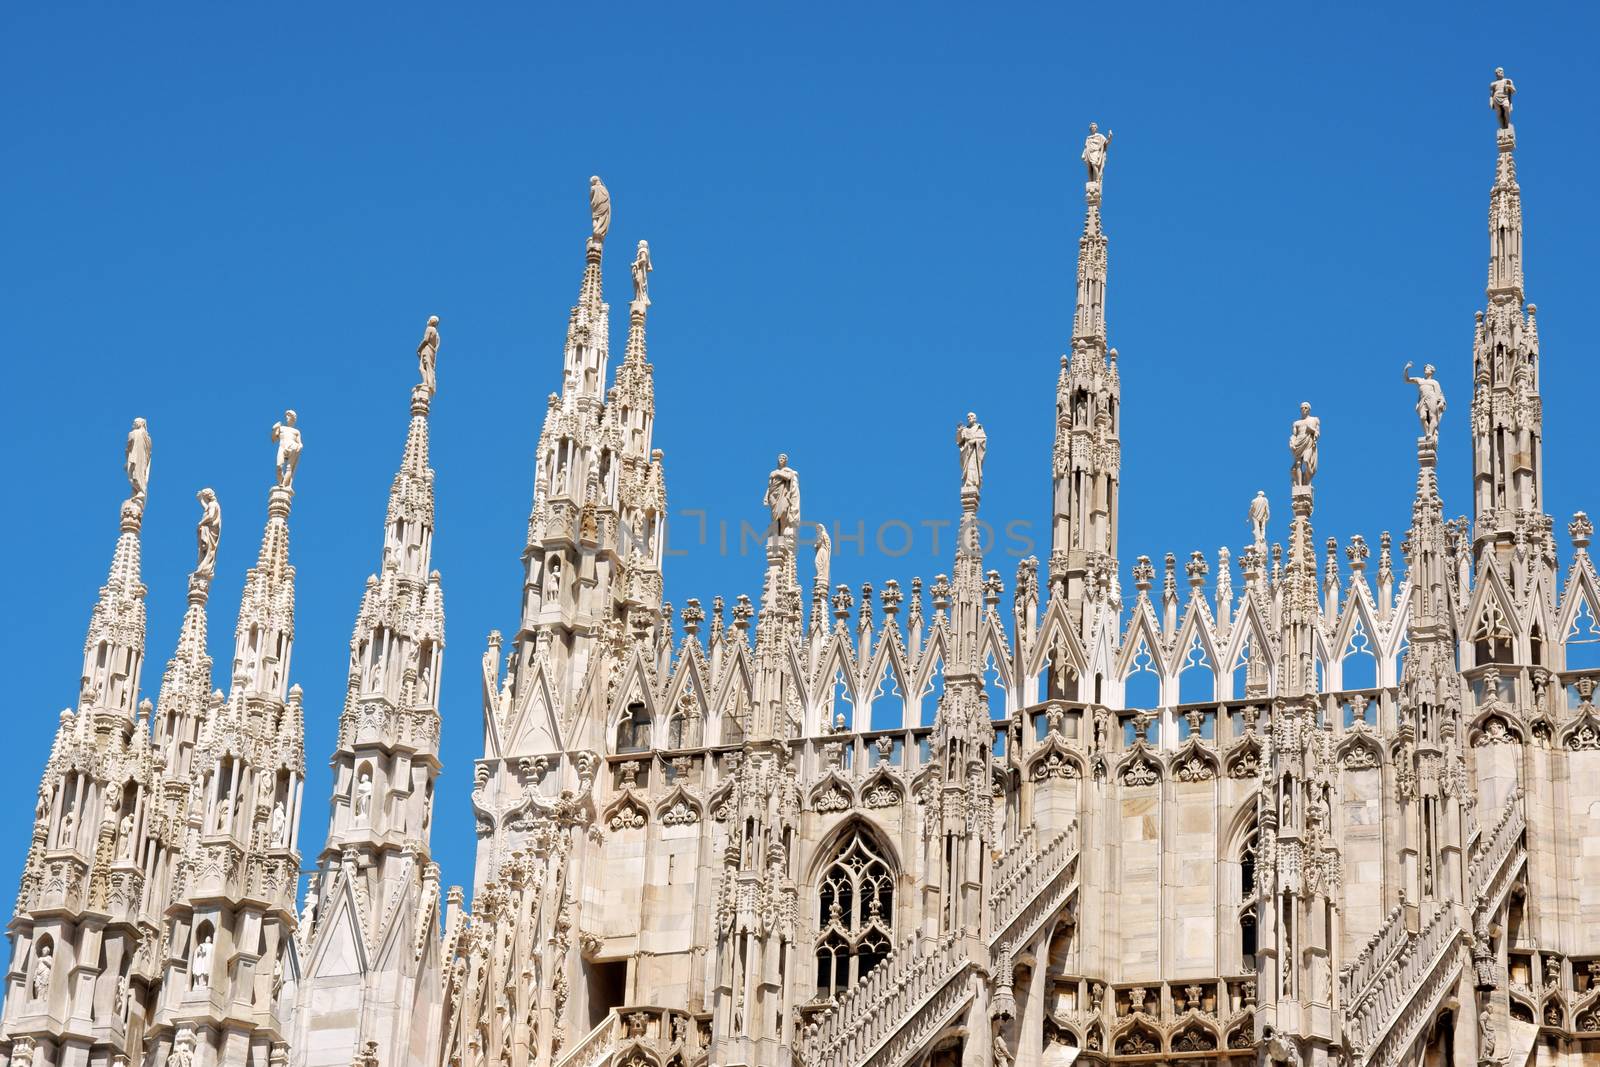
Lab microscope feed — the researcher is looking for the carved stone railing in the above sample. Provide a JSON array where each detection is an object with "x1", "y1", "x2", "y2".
[
  {"x1": 555, "y1": 1005, "x2": 707, "y2": 1067},
  {"x1": 1340, "y1": 905, "x2": 1408, "y2": 1009},
  {"x1": 1467, "y1": 794, "x2": 1525, "y2": 904},
  {"x1": 1346, "y1": 906, "x2": 1463, "y2": 1066},
  {"x1": 801, "y1": 935, "x2": 972, "y2": 1067},
  {"x1": 979, "y1": 825, "x2": 1081, "y2": 947},
  {"x1": 988, "y1": 827, "x2": 1039, "y2": 896}
]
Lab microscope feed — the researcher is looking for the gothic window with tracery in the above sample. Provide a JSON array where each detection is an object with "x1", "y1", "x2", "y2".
[
  {"x1": 814, "y1": 827, "x2": 894, "y2": 999},
  {"x1": 1238, "y1": 823, "x2": 1260, "y2": 969}
]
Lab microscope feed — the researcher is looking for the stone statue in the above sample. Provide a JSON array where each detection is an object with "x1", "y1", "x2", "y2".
[
  {"x1": 1288, "y1": 402, "x2": 1320, "y2": 488},
  {"x1": 1403, "y1": 362, "x2": 1446, "y2": 441},
  {"x1": 1489, "y1": 67, "x2": 1516, "y2": 129},
  {"x1": 271, "y1": 410, "x2": 303, "y2": 488},
  {"x1": 270, "y1": 800, "x2": 288, "y2": 847},
  {"x1": 196, "y1": 488, "x2": 222, "y2": 579},
  {"x1": 589, "y1": 175, "x2": 611, "y2": 241},
  {"x1": 300, "y1": 886, "x2": 318, "y2": 931},
  {"x1": 60, "y1": 809, "x2": 75, "y2": 846},
  {"x1": 354, "y1": 772, "x2": 373, "y2": 823},
  {"x1": 171, "y1": 1028, "x2": 197, "y2": 1067},
  {"x1": 1479, "y1": 1010, "x2": 1497, "y2": 1059},
  {"x1": 215, "y1": 794, "x2": 232, "y2": 834},
  {"x1": 956, "y1": 413, "x2": 987, "y2": 493},
  {"x1": 1082, "y1": 122, "x2": 1114, "y2": 184},
  {"x1": 1249, "y1": 490, "x2": 1270, "y2": 546},
  {"x1": 119, "y1": 812, "x2": 135, "y2": 858},
  {"x1": 543, "y1": 555, "x2": 562, "y2": 602},
  {"x1": 813, "y1": 523, "x2": 832, "y2": 588},
  {"x1": 1263, "y1": 1027, "x2": 1302, "y2": 1067},
  {"x1": 417, "y1": 315, "x2": 441, "y2": 396},
  {"x1": 31, "y1": 943, "x2": 52, "y2": 1000},
  {"x1": 125, "y1": 418, "x2": 152, "y2": 505},
  {"x1": 993, "y1": 1032, "x2": 1012, "y2": 1067},
  {"x1": 114, "y1": 974, "x2": 128, "y2": 1017},
  {"x1": 192, "y1": 935, "x2": 213, "y2": 988},
  {"x1": 764, "y1": 454, "x2": 801, "y2": 544},
  {"x1": 631, "y1": 240, "x2": 653, "y2": 308}
]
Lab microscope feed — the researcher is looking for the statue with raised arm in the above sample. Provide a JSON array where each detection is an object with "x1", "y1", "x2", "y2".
[
  {"x1": 417, "y1": 315, "x2": 440, "y2": 395},
  {"x1": 1249, "y1": 490, "x2": 1270, "y2": 547},
  {"x1": 1403, "y1": 361, "x2": 1446, "y2": 441},
  {"x1": 813, "y1": 523, "x2": 832, "y2": 588},
  {"x1": 631, "y1": 240, "x2": 653, "y2": 308},
  {"x1": 195, "y1": 488, "x2": 222, "y2": 579},
  {"x1": 589, "y1": 175, "x2": 611, "y2": 242},
  {"x1": 271, "y1": 410, "x2": 303, "y2": 488},
  {"x1": 1489, "y1": 67, "x2": 1516, "y2": 129},
  {"x1": 1082, "y1": 122, "x2": 1114, "y2": 184},
  {"x1": 957, "y1": 412, "x2": 987, "y2": 492},
  {"x1": 126, "y1": 418, "x2": 152, "y2": 505},
  {"x1": 1288, "y1": 402, "x2": 1321, "y2": 488},
  {"x1": 764, "y1": 454, "x2": 801, "y2": 544}
]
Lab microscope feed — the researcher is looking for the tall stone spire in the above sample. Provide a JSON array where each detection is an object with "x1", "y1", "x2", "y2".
[
  {"x1": 1, "y1": 427, "x2": 163, "y2": 1067},
  {"x1": 1050, "y1": 123, "x2": 1123, "y2": 655},
  {"x1": 293, "y1": 331, "x2": 448, "y2": 1067},
  {"x1": 150, "y1": 418, "x2": 307, "y2": 1067},
  {"x1": 1471, "y1": 68, "x2": 1550, "y2": 572}
]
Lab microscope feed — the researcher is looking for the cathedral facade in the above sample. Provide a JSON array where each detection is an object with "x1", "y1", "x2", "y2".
[{"x1": 4, "y1": 72, "x2": 1600, "y2": 1067}]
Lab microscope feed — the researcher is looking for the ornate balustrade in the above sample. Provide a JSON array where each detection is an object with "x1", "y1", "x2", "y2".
[
  {"x1": 1346, "y1": 905, "x2": 1462, "y2": 1066},
  {"x1": 988, "y1": 821, "x2": 1079, "y2": 949},
  {"x1": 1340, "y1": 905, "x2": 1408, "y2": 1009},
  {"x1": 1467, "y1": 794, "x2": 1525, "y2": 903},
  {"x1": 802, "y1": 935, "x2": 971, "y2": 1067},
  {"x1": 554, "y1": 1005, "x2": 706, "y2": 1067}
]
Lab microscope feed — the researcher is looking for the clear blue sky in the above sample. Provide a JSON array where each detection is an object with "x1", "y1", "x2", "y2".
[{"x1": 4, "y1": 3, "x2": 1596, "y2": 897}]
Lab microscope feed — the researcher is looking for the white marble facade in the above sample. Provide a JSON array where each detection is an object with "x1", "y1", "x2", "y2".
[{"x1": 5, "y1": 71, "x2": 1600, "y2": 1067}]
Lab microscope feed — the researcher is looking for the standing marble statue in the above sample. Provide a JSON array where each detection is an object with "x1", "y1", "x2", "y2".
[
  {"x1": 1288, "y1": 402, "x2": 1321, "y2": 488},
  {"x1": 764, "y1": 454, "x2": 801, "y2": 545},
  {"x1": 1479, "y1": 1011, "x2": 1497, "y2": 1060},
  {"x1": 957, "y1": 412, "x2": 987, "y2": 492},
  {"x1": 631, "y1": 240, "x2": 653, "y2": 308},
  {"x1": 31, "y1": 943, "x2": 52, "y2": 1000},
  {"x1": 196, "y1": 488, "x2": 222, "y2": 579},
  {"x1": 192, "y1": 935, "x2": 213, "y2": 988},
  {"x1": 1402, "y1": 362, "x2": 1446, "y2": 441},
  {"x1": 354, "y1": 771, "x2": 374, "y2": 823},
  {"x1": 118, "y1": 812, "x2": 135, "y2": 859},
  {"x1": 271, "y1": 411, "x2": 303, "y2": 488},
  {"x1": 270, "y1": 800, "x2": 288, "y2": 847},
  {"x1": 1082, "y1": 122, "x2": 1114, "y2": 184},
  {"x1": 126, "y1": 418, "x2": 152, "y2": 505},
  {"x1": 1489, "y1": 67, "x2": 1516, "y2": 129},
  {"x1": 813, "y1": 523, "x2": 832, "y2": 589},
  {"x1": 1249, "y1": 490, "x2": 1270, "y2": 547},
  {"x1": 589, "y1": 175, "x2": 611, "y2": 242},
  {"x1": 417, "y1": 315, "x2": 441, "y2": 396}
]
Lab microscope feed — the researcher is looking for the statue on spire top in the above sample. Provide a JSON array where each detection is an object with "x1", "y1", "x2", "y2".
[
  {"x1": 125, "y1": 417, "x2": 152, "y2": 506},
  {"x1": 1289, "y1": 402, "x2": 1320, "y2": 488},
  {"x1": 196, "y1": 488, "x2": 222, "y2": 579},
  {"x1": 1489, "y1": 68, "x2": 1516, "y2": 129},
  {"x1": 417, "y1": 315, "x2": 440, "y2": 396},
  {"x1": 1402, "y1": 361, "x2": 1446, "y2": 442},
  {"x1": 271, "y1": 410, "x2": 303, "y2": 488},
  {"x1": 1082, "y1": 122, "x2": 1113, "y2": 184},
  {"x1": 763, "y1": 454, "x2": 800, "y2": 546},
  {"x1": 589, "y1": 175, "x2": 611, "y2": 242},
  {"x1": 631, "y1": 240, "x2": 653, "y2": 309},
  {"x1": 957, "y1": 412, "x2": 987, "y2": 493}
]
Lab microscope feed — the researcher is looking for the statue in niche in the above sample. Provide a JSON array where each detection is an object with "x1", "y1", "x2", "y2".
[
  {"x1": 1480, "y1": 1010, "x2": 1497, "y2": 1059},
  {"x1": 417, "y1": 315, "x2": 441, "y2": 395},
  {"x1": 354, "y1": 772, "x2": 374, "y2": 824},
  {"x1": 270, "y1": 801, "x2": 288, "y2": 847},
  {"x1": 31, "y1": 943, "x2": 52, "y2": 1000},
  {"x1": 813, "y1": 523, "x2": 832, "y2": 589},
  {"x1": 1249, "y1": 490, "x2": 1270, "y2": 547},
  {"x1": 118, "y1": 811, "x2": 135, "y2": 858},
  {"x1": 215, "y1": 794, "x2": 233, "y2": 834},
  {"x1": 1288, "y1": 402, "x2": 1320, "y2": 488},
  {"x1": 1489, "y1": 68, "x2": 1516, "y2": 129},
  {"x1": 1081, "y1": 122, "x2": 1113, "y2": 183},
  {"x1": 271, "y1": 410, "x2": 303, "y2": 488},
  {"x1": 589, "y1": 175, "x2": 611, "y2": 241},
  {"x1": 196, "y1": 488, "x2": 222, "y2": 579},
  {"x1": 763, "y1": 454, "x2": 800, "y2": 544},
  {"x1": 60, "y1": 808, "x2": 75, "y2": 847},
  {"x1": 631, "y1": 240, "x2": 653, "y2": 308},
  {"x1": 543, "y1": 555, "x2": 562, "y2": 603},
  {"x1": 125, "y1": 418, "x2": 152, "y2": 505},
  {"x1": 956, "y1": 412, "x2": 987, "y2": 492},
  {"x1": 191, "y1": 935, "x2": 212, "y2": 988},
  {"x1": 1402, "y1": 362, "x2": 1446, "y2": 441}
]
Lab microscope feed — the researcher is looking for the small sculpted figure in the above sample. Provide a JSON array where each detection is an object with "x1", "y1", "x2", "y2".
[
  {"x1": 196, "y1": 488, "x2": 222, "y2": 579},
  {"x1": 192, "y1": 935, "x2": 212, "y2": 988},
  {"x1": 270, "y1": 800, "x2": 288, "y2": 847},
  {"x1": 354, "y1": 772, "x2": 374, "y2": 823},
  {"x1": 1403, "y1": 361, "x2": 1446, "y2": 441},
  {"x1": 1288, "y1": 402, "x2": 1320, "y2": 488},
  {"x1": 1489, "y1": 67, "x2": 1516, "y2": 129},
  {"x1": 589, "y1": 175, "x2": 611, "y2": 241},
  {"x1": 1249, "y1": 490, "x2": 1270, "y2": 546},
  {"x1": 417, "y1": 315, "x2": 441, "y2": 395},
  {"x1": 1082, "y1": 122, "x2": 1113, "y2": 183},
  {"x1": 956, "y1": 412, "x2": 987, "y2": 493},
  {"x1": 31, "y1": 943, "x2": 52, "y2": 1000},
  {"x1": 271, "y1": 411, "x2": 303, "y2": 488},
  {"x1": 764, "y1": 454, "x2": 801, "y2": 544},
  {"x1": 126, "y1": 418, "x2": 153, "y2": 505},
  {"x1": 813, "y1": 523, "x2": 832, "y2": 588},
  {"x1": 631, "y1": 240, "x2": 653, "y2": 307}
]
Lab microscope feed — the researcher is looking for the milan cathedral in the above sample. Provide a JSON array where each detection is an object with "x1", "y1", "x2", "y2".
[{"x1": 5, "y1": 71, "x2": 1598, "y2": 1067}]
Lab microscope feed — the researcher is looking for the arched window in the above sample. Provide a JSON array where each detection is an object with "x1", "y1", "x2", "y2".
[
  {"x1": 1238, "y1": 822, "x2": 1260, "y2": 971},
  {"x1": 814, "y1": 827, "x2": 895, "y2": 1000},
  {"x1": 616, "y1": 702, "x2": 651, "y2": 753}
]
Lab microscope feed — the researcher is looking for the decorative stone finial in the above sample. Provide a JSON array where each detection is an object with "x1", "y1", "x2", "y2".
[{"x1": 1570, "y1": 512, "x2": 1593, "y2": 550}]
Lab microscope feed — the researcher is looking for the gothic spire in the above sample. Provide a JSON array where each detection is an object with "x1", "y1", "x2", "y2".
[
  {"x1": 153, "y1": 493, "x2": 222, "y2": 782},
  {"x1": 79, "y1": 421, "x2": 154, "y2": 728}
]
